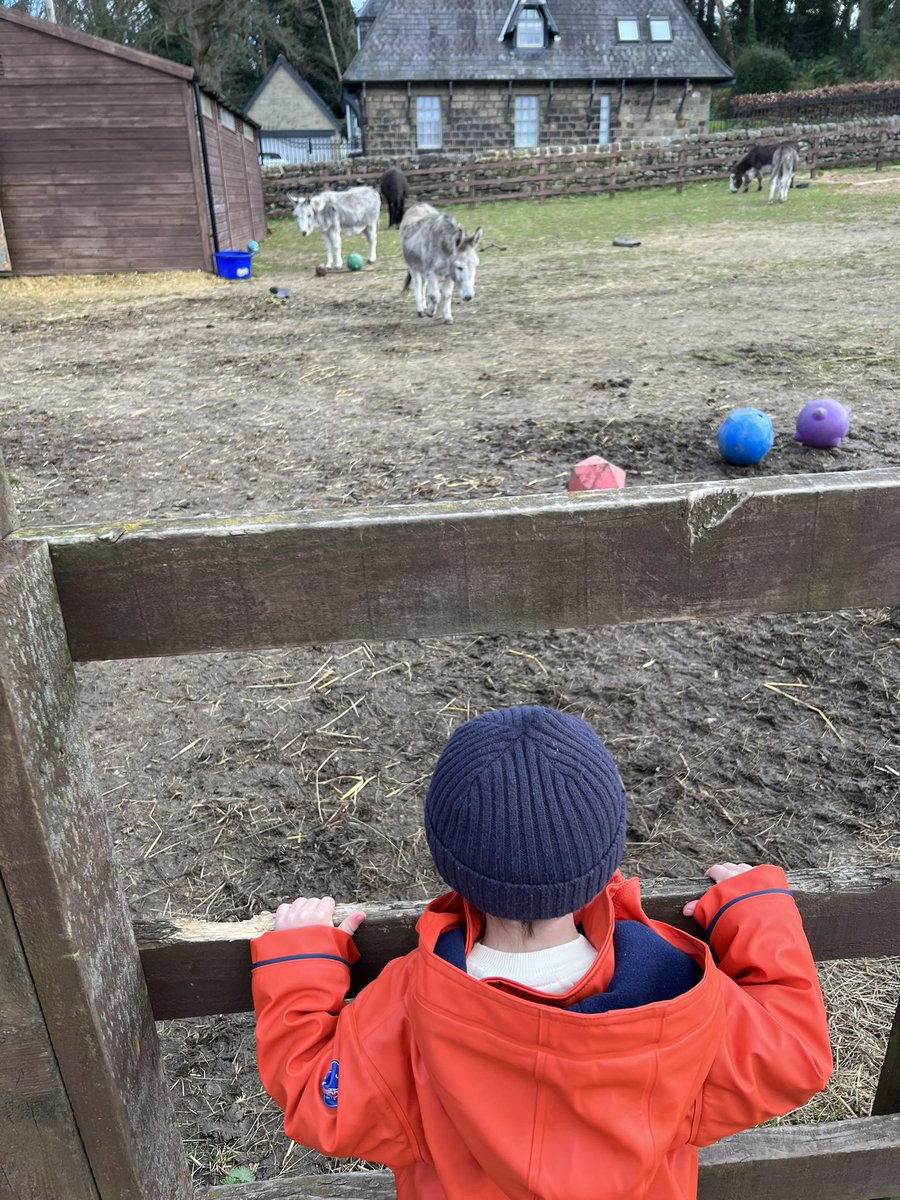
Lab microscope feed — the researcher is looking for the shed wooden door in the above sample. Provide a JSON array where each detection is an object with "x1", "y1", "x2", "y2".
[{"x1": 0, "y1": 204, "x2": 10, "y2": 273}]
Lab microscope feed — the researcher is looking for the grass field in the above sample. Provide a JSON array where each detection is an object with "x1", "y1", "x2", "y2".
[{"x1": 253, "y1": 163, "x2": 900, "y2": 277}]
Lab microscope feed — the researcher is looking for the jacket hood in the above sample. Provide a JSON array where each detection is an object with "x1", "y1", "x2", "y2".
[{"x1": 407, "y1": 875, "x2": 725, "y2": 1200}]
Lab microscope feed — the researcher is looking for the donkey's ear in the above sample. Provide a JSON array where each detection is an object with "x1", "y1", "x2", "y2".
[
  {"x1": 287, "y1": 193, "x2": 300, "y2": 203},
  {"x1": 471, "y1": 226, "x2": 483, "y2": 249}
]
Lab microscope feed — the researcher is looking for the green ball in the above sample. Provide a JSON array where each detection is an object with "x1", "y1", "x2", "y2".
[{"x1": 346, "y1": 253, "x2": 365, "y2": 271}]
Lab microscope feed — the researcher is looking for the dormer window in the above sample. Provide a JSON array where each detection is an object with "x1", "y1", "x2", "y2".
[
  {"x1": 498, "y1": 0, "x2": 559, "y2": 47},
  {"x1": 649, "y1": 16, "x2": 672, "y2": 39},
  {"x1": 616, "y1": 17, "x2": 640, "y2": 40},
  {"x1": 516, "y1": 6, "x2": 544, "y2": 47}
]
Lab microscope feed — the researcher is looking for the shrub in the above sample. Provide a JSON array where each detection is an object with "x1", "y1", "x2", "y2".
[
  {"x1": 803, "y1": 55, "x2": 845, "y2": 86},
  {"x1": 733, "y1": 45, "x2": 795, "y2": 95}
]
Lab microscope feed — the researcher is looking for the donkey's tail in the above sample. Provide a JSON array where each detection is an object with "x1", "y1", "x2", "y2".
[{"x1": 402, "y1": 271, "x2": 411, "y2": 293}]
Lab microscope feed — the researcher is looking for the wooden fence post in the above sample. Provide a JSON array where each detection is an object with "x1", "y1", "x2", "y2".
[
  {"x1": 468, "y1": 165, "x2": 476, "y2": 208},
  {"x1": 876, "y1": 128, "x2": 887, "y2": 172},
  {"x1": 0, "y1": 539, "x2": 192, "y2": 1200},
  {"x1": 1, "y1": 447, "x2": 17, "y2": 537},
  {"x1": 676, "y1": 145, "x2": 686, "y2": 195},
  {"x1": 810, "y1": 135, "x2": 820, "y2": 179},
  {"x1": 538, "y1": 157, "x2": 547, "y2": 205},
  {"x1": 873, "y1": 997, "x2": 900, "y2": 1116},
  {"x1": 608, "y1": 147, "x2": 618, "y2": 198},
  {"x1": 0, "y1": 873, "x2": 100, "y2": 1199}
]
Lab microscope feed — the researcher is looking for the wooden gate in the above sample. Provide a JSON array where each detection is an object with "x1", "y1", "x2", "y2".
[{"x1": 1, "y1": 449, "x2": 899, "y2": 1200}]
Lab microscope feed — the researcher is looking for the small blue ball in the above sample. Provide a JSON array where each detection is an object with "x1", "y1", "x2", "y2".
[
  {"x1": 716, "y1": 408, "x2": 775, "y2": 466},
  {"x1": 247, "y1": 240, "x2": 259, "y2": 254}
]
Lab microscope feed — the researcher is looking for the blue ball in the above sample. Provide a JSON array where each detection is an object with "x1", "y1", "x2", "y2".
[
  {"x1": 716, "y1": 408, "x2": 775, "y2": 466},
  {"x1": 247, "y1": 240, "x2": 259, "y2": 254}
]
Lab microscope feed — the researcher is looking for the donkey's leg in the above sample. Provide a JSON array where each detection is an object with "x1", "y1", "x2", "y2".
[
  {"x1": 439, "y1": 277, "x2": 455, "y2": 324},
  {"x1": 412, "y1": 271, "x2": 426, "y2": 316},
  {"x1": 321, "y1": 230, "x2": 335, "y2": 269},
  {"x1": 367, "y1": 221, "x2": 377, "y2": 262},
  {"x1": 425, "y1": 271, "x2": 439, "y2": 318}
]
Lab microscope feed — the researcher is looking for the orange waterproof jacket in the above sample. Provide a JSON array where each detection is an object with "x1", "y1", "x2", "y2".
[{"x1": 252, "y1": 865, "x2": 832, "y2": 1200}]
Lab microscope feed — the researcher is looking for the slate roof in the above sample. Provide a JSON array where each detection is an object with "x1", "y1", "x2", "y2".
[
  {"x1": 345, "y1": 0, "x2": 731, "y2": 83},
  {"x1": 243, "y1": 55, "x2": 341, "y2": 129}
]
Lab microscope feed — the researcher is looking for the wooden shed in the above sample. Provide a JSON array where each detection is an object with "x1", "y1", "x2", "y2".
[{"x1": 0, "y1": 7, "x2": 267, "y2": 275}]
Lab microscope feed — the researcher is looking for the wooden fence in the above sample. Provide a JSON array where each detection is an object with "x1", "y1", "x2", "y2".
[
  {"x1": 264, "y1": 123, "x2": 900, "y2": 211},
  {"x1": 1, "y1": 452, "x2": 899, "y2": 1200}
]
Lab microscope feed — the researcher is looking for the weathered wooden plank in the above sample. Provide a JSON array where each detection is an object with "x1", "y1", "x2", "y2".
[
  {"x1": 698, "y1": 1113, "x2": 900, "y2": 1200},
  {"x1": 196, "y1": 1116, "x2": 900, "y2": 1200},
  {"x1": 0, "y1": 540, "x2": 191, "y2": 1200},
  {"x1": 0, "y1": 203, "x2": 11, "y2": 274},
  {"x1": 12, "y1": 469, "x2": 900, "y2": 662},
  {"x1": 0, "y1": 448, "x2": 17, "y2": 537},
  {"x1": 138, "y1": 865, "x2": 900, "y2": 1020},
  {"x1": 0, "y1": 872, "x2": 99, "y2": 1200}
]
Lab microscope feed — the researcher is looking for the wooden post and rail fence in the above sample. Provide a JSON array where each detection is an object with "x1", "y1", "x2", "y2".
[
  {"x1": 1, "y1": 450, "x2": 899, "y2": 1199},
  {"x1": 264, "y1": 124, "x2": 900, "y2": 211}
]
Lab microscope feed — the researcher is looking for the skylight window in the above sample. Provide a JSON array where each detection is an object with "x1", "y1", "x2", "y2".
[
  {"x1": 649, "y1": 17, "x2": 672, "y2": 39},
  {"x1": 616, "y1": 17, "x2": 640, "y2": 40},
  {"x1": 516, "y1": 6, "x2": 545, "y2": 47}
]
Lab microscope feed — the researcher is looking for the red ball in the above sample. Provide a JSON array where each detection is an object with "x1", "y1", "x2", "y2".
[{"x1": 315, "y1": 265, "x2": 328, "y2": 277}]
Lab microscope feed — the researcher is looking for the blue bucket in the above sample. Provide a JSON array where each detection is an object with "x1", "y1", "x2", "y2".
[{"x1": 214, "y1": 250, "x2": 253, "y2": 280}]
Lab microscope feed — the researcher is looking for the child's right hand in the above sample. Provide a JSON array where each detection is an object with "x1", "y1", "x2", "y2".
[
  {"x1": 274, "y1": 895, "x2": 367, "y2": 936},
  {"x1": 682, "y1": 862, "x2": 753, "y2": 918}
]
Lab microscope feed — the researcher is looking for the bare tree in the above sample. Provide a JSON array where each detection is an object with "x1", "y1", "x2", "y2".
[{"x1": 714, "y1": 0, "x2": 736, "y2": 63}]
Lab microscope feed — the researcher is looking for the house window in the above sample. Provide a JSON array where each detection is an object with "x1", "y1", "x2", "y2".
[
  {"x1": 649, "y1": 17, "x2": 672, "y2": 39},
  {"x1": 242, "y1": 121, "x2": 255, "y2": 142},
  {"x1": 200, "y1": 92, "x2": 213, "y2": 119},
  {"x1": 617, "y1": 17, "x2": 640, "y2": 40},
  {"x1": 597, "y1": 93, "x2": 611, "y2": 145},
  {"x1": 219, "y1": 108, "x2": 236, "y2": 131},
  {"x1": 514, "y1": 94, "x2": 539, "y2": 147},
  {"x1": 416, "y1": 95, "x2": 442, "y2": 149},
  {"x1": 516, "y1": 5, "x2": 545, "y2": 47}
]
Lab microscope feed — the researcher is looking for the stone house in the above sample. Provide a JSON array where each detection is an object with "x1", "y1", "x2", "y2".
[
  {"x1": 343, "y1": 0, "x2": 733, "y2": 156},
  {"x1": 243, "y1": 55, "x2": 343, "y2": 164}
]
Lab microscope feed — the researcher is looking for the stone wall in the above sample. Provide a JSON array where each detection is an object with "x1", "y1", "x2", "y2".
[
  {"x1": 263, "y1": 115, "x2": 900, "y2": 213},
  {"x1": 358, "y1": 81, "x2": 712, "y2": 157}
]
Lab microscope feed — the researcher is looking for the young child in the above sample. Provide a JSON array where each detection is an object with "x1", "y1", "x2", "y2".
[{"x1": 252, "y1": 705, "x2": 832, "y2": 1200}]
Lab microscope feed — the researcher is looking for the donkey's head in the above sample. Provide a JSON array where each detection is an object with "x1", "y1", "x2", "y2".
[
  {"x1": 290, "y1": 195, "x2": 314, "y2": 235},
  {"x1": 450, "y1": 226, "x2": 483, "y2": 301}
]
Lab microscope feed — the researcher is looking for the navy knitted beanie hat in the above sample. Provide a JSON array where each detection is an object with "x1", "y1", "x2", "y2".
[{"x1": 424, "y1": 706, "x2": 627, "y2": 921}]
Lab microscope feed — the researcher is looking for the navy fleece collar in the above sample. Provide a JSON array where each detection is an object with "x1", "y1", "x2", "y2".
[{"x1": 434, "y1": 920, "x2": 700, "y2": 1013}]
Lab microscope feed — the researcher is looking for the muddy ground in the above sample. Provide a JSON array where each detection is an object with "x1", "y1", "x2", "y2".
[{"x1": 1, "y1": 171, "x2": 898, "y2": 1185}]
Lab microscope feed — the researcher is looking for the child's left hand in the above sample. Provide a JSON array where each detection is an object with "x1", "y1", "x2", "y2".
[{"x1": 274, "y1": 896, "x2": 367, "y2": 936}]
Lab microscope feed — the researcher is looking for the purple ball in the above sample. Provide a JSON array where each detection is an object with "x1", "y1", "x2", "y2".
[{"x1": 795, "y1": 399, "x2": 851, "y2": 448}]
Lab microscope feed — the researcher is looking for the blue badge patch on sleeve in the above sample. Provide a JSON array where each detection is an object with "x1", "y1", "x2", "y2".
[{"x1": 321, "y1": 1060, "x2": 339, "y2": 1108}]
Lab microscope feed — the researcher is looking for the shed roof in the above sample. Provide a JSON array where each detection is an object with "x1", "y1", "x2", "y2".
[
  {"x1": 344, "y1": 0, "x2": 731, "y2": 83},
  {"x1": 0, "y1": 5, "x2": 193, "y2": 79}
]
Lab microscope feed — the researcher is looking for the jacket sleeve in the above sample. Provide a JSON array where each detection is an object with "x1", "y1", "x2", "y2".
[
  {"x1": 689, "y1": 865, "x2": 833, "y2": 1146},
  {"x1": 251, "y1": 926, "x2": 423, "y2": 1167}
]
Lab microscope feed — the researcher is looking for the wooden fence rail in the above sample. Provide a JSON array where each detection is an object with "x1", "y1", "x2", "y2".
[
  {"x1": 11, "y1": 468, "x2": 900, "y2": 661},
  {"x1": 197, "y1": 1116, "x2": 900, "y2": 1200},
  {"x1": 264, "y1": 125, "x2": 900, "y2": 210},
  {"x1": 137, "y1": 866, "x2": 900, "y2": 1021}
]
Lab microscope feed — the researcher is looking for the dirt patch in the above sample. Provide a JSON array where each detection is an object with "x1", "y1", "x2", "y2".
[{"x1": 2, "y1": 181, "x2": 898, "y2": 1186}]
